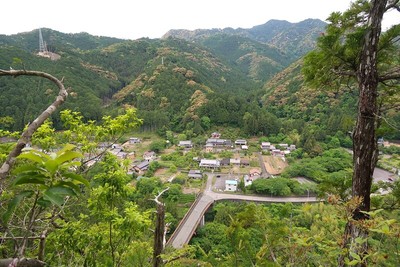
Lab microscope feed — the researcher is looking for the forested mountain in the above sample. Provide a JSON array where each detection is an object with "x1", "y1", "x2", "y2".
[
  {"x1": 1, "y1": 19, "x2": 389, "y2": 141},
  {"x1": 163, "y1": 19, "x2": 327, "y2": 60},
  {"x1": 0, "y1": 28, "x2": 123, "y2": 51},
  {"x1": 0, "y1": 20, "x2": 333, "y2": 133}
]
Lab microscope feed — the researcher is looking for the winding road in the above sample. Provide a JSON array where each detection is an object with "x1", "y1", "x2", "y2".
[
  {"x1": 167, "y1": 151, "x2": 397, "y2": 249},
  {"x1": 167, "y1": 173, "x2": 319, "y2": 249}
]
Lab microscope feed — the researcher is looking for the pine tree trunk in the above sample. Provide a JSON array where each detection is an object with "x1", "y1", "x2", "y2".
[{"x1": 339, "y1": 0, "x2": 387, "y2": 266}]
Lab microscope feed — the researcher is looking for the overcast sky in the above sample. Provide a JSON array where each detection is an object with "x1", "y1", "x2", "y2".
[{"x1": 1, "y1": 0, "x2": 398, "y2": 40}]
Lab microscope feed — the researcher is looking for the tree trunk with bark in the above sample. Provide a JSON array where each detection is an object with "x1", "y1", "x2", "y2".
[
  {"x1": 152, "y1": 188, "x2": 169, "y2": 267},
  {"x1": 339, "y1": 0, "x2": 387, "y2": 266}
]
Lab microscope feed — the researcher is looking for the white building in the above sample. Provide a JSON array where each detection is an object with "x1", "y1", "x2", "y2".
[
  {"x1": 179, "y1": 140, "x2": 193, "y2": 148},
  {"x1": 225, "y1": 180, "x2": 238, "y2": 191},
  {"x1": 199, "y1": 159, "x2": 220, "y2": 169}
]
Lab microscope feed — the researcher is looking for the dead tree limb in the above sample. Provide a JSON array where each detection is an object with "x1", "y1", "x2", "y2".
[
  {"x1": 152, "y1": 187, "x2": 169, "y2": 267},
  {"x1": 0, "y1": 69, "x2": 68, "y2": 191}
]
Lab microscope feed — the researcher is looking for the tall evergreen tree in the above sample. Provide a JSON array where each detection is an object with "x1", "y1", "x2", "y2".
[{"x1": 302, "y1": 0, "x2": 400, "y2": 264}]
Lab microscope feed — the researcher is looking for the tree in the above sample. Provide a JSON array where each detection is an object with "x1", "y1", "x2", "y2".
[
  {"x1": 1, "y1": 145, "x2": 88, "y2": 266},
  {"x1": 303, "y1": 0, "x2": 400, "y2": 264}
]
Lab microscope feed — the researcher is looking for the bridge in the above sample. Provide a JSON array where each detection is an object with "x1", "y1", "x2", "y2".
[
  {"x1": 166, "y1": 166, "x2": 395, "y2": 248},
  {"x1": 166, "y1": 174, "x2": 320, "y2": 248}
]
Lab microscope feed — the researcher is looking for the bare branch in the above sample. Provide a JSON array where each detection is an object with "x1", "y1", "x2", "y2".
[
  {"x1": 0, "y1": 69, "x2": 68, "y2": 190},
  {"x1": 153, "y1": 187, "x2": 170, "y2": 205},
  {"x1": 386, "y1": 0, "x2": 400, "y2": 12},
  {"x1": 379, "y1": 66, "x2": 400, "y2": 82}
]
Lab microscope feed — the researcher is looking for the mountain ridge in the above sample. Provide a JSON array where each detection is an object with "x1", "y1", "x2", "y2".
[
  {"x1": 0, "y1": 19, "x2": 333, "y2": 135},
  {"x1": 162, "y1": 19, "x2": 327, "y2": 59}
]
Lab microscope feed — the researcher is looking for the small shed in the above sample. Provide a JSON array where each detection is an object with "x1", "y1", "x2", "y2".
[
  {"x1": 188, "y1": 169, "x2": 203, "y2": 179},
  {"x1": 235, "y1": 139, "x2": 247, "y2": 146},
  {"x1": 179, "y1": 140, "x2": 193, "y2": 148},
  {"x1": 143, "y1": 151, "x2": 157, "y2": 161},
  {"x1": 220, "y1": 158, "x2": 230, "y2": 166},
  {"x1": 129, "y1": 137, "x2": 141, "y2": 144}
]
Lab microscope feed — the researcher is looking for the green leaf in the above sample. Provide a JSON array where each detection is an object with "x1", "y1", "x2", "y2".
[
  {"x1": 56, "y1": 150, "x2": 83, "y2": 165},
  {"x1": 37, "y1": 197, "x2": 52, "y2": 208},
  {"x1": 346, "y1": 259, "x2": 360, "y2": 266},
  {"x1": 44, "y1": 159, "x2": 59, "y2": 174},
  {"x1": 349, "y1": 251, "x2": 361, "y2": 261},
  {"x1": 13, "y1": 173, "x2": 46, "y2": 186},
  {"x1": 18, "y1": 151, "x2": 48, "y2": 163},
  {"x1": 43, "y1": 189, "x2": 65, "y2": 207},
  {"x1": 43, "y1": 186, "x2": 76, "y2": 206},
  {"x1": 354, "y1": 237, "x2": 366, "y2": 244},
  {"x1": 63, "y1": 172, "x2": 89, "y2": 187},
  {"x1": 55, "y1": 181, "x2": 80, "y2": 193},
  {"x1": 2, "y1": 191, "x2": 34, "y2": 223},
  {"x1": 56, "y1": 144, "x2": 76, "y2": 156},
  {"x1": 48, "y1": 186, "x2": 77, "y2": 196},
  {"x1": 14, "y1": 163, "x2": 44, "y2": 174}
]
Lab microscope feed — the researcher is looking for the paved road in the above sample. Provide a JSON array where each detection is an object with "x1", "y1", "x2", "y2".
[
  {"x1": 168, "y1": 155, "x2": 397, "y2": 249},
  {"x1": 373, "y1": 167, "x2": 395, "y2": 182},
  {"x1": 168, "y1": 173, "x2": 319, "y2": 248},
  {"x1": 345, "y1": 148, "x2": 397, "y2": 182},
  {"x1": 168, "y1": 194, "x2": 214, "y2": 248}
]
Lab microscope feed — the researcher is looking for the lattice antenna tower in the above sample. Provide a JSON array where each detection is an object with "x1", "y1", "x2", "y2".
[{"x1": 38, "y1": 28, "x2": 47, "y2": 53}]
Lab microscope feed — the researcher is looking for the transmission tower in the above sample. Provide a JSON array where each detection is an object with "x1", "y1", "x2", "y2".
[{"x1": 38, "y1": 28, "x2": 47, "y2": 53}]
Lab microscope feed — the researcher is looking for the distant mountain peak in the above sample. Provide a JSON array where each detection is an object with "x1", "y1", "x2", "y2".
[{"x1": 162, "y1": 18, "x2": 327, "y2": 60}]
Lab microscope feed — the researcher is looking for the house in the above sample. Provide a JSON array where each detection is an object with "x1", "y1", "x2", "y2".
[
  {"x1": 211, "y1": 132, "x2": 221, "y2": 138},
  {"x1": 129, "y1": 137, "x2": 141, "y2": 144},
  {"x1": 206, "y1": 138, "x2": 232, "y2": 147},
  {"x1": 179, "y1": 140, "x2": 193, "y2": 148},
  {"x1": 199, "y1": 159, "x2": 220, "y2": 169},
  {"x1": 188, "y1": 169, "x2": 203, "y2": 179},
  {"x1": 278, "y1": 144, "x2": 289, "y2": 149},
  {"x1": 244, "y1": 175, "x2": 253, "y2": 187},
  {"x1": 289, "y1": 144, "x2": 296, "y2": 151},
  {"x1": 225, "y1": 180, "x2": 238, "y2": 191},
  {"x1": 111, "y1": 149, "x2": 128, "y2": 159},
  {"x1": 240, "y1": 159, "x2": 250, "y2": 166},
  {"x1": 143, "y1": 151, "x2": 157, "y2": 161},
  {"x1": 249, "y1": 169, "x2": 261, "y2": 177},
  {"x1": 235, "y1": 139, "x2": 247, "y2": 146},
  {"x1": 272, "y1": 149, "x2": 284, "y2": 157},
  {"x1": 220, "y1": 158, "x2": 230, "y2": 167},
  {"x1": 241, "y1": 145, "x2": 248, "y2": 150},
  {"x1": 110, "y1": 146, "x2": 128, "y2": 159},
  {"x1": 132, "y1": 160, "x2": 150, "y2": 173},
  {"x1": 378, "y1": 137, "x2": 384, "y2": 146},
  {"x1": 260, "y1": 142, "x2": 271, "y2": 150},
  {"x1": 111, "y1": 144, "x2": 123, "y2": 150},
  {"x1": 230, "y1": 158, "x2": 240, "y2": 166}
]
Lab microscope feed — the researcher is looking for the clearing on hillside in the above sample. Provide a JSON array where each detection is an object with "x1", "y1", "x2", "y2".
[{"x1": 263, "y1": 155, "x2": 288, "y2": 175}]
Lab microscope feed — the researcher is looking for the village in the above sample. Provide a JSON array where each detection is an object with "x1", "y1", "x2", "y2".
[{"x1": 104, "y1": 132, "x2": 297, "y2": 193}]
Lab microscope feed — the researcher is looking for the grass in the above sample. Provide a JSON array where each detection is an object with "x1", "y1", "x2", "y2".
[{"x1": 378, "y1": 154, "x2": 400, "y2": 173}]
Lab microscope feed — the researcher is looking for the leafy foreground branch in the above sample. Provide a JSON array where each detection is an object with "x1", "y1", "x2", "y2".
[{"x1": 0, "y1": 69, "x2": 68, "y2": 186}]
